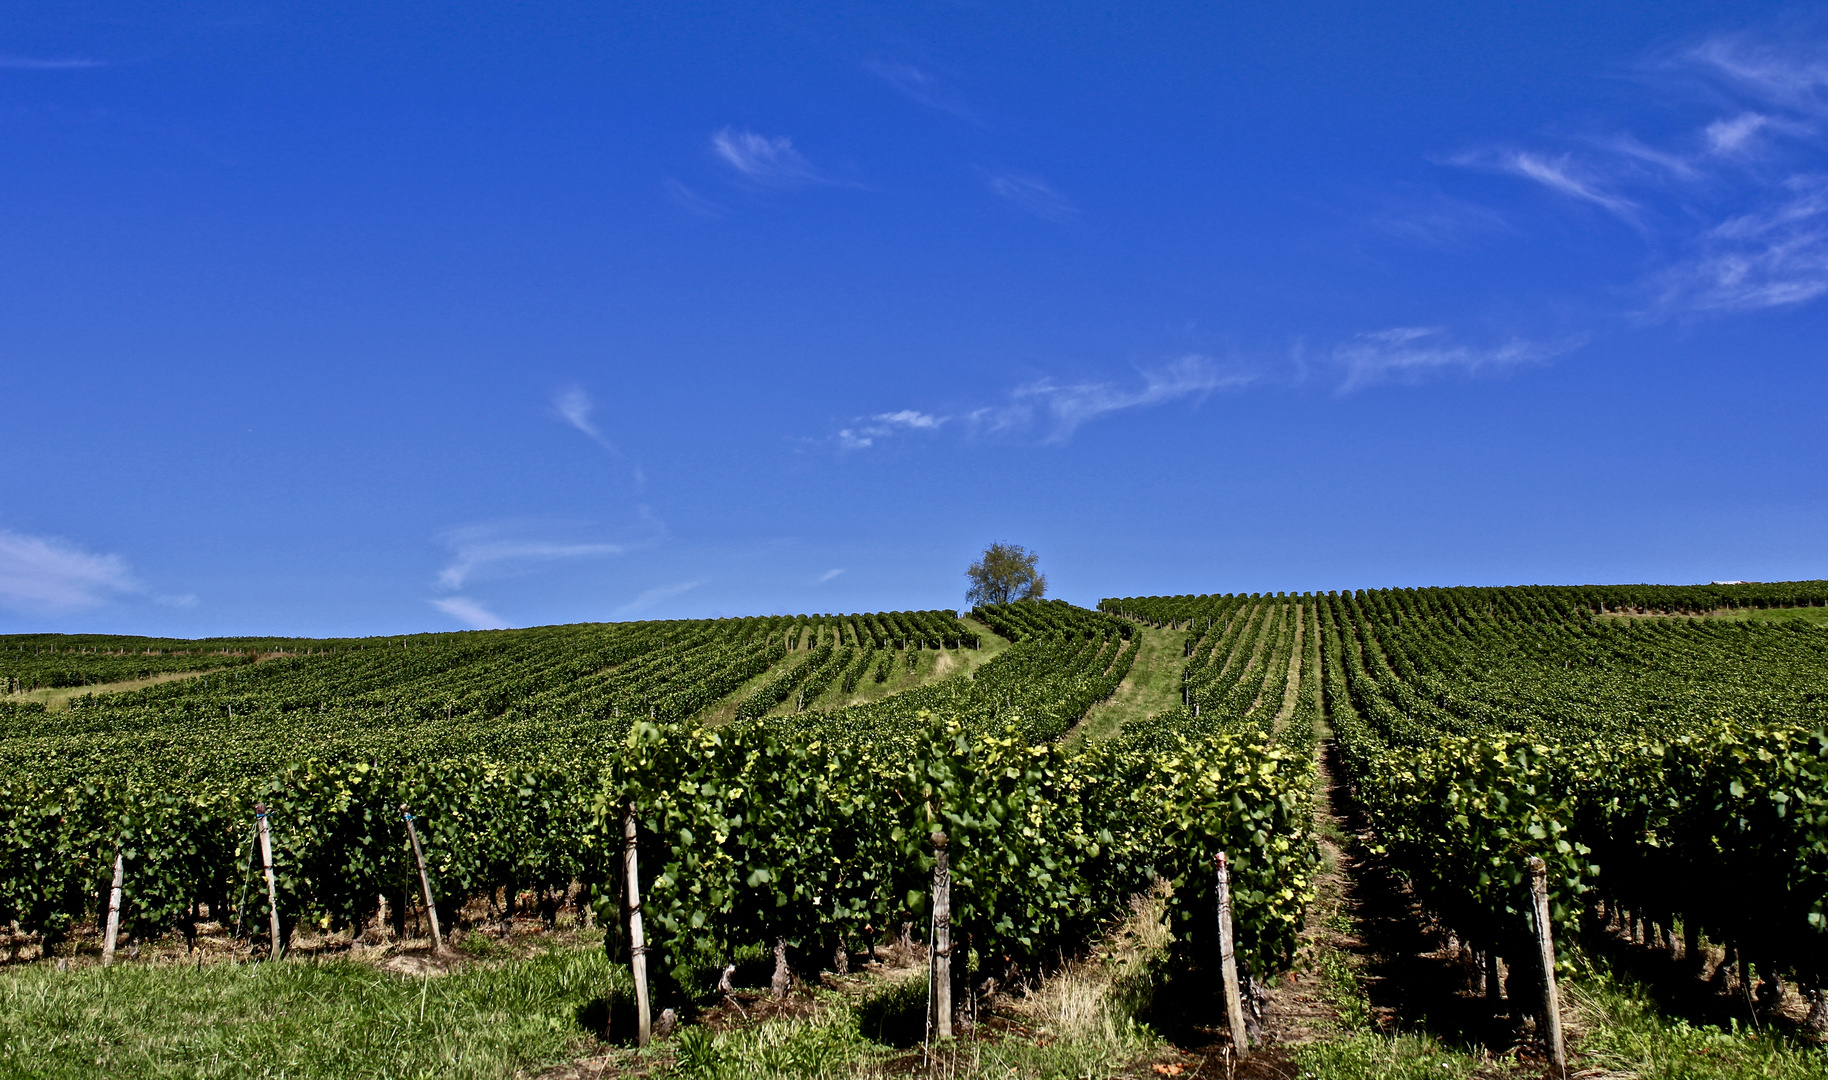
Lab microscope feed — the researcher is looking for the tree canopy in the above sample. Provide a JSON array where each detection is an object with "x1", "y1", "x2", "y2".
[{"x1": 965, "y1": 543, "x2": 1047, "y2": 606}]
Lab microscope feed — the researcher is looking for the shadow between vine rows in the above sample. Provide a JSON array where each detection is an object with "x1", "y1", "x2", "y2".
[
  {"x1": 1573, "y1": 921, "x2": 1815, "y2": 1040},
  {"x1": 1322, "y1": 738, "x2": 1526, "y2": 1057}
]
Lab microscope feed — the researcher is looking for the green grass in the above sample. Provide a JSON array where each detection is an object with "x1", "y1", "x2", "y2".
[
  {"x1": 5, "y1": 669, "x2": 217, "y2": 712},
  {"x1": 1285, "y1": 905, "x2": 1514, "y2": 1080},
  {"x1": 811, "y1": 618, "x2": 1015, "y2": 711},
  {"x1": 15, "y1": 917, "x2": 1828, "y2": 1080},
  {"x1": 1729, "y1": 606, "x2": 1828, "y2": 626},
  {"x1": 1564, "y1": 961, "x2": 1828, "y2": 1080},
  {"x1": 1067, "y1": 623, "x2": 1184, "y2": 743},
  {"x1": 672, "y1": 966, "x2": 1163, "y2": 1080},
  {"x1": 1286, "y1": 924, "x2": 1828, "y2": 1080},
  {"x1": 0, "y1": 944, "x2": 628, "y2": 1080},
  {"x1": 1599, "y1": 605, "x2": 1828, "y2": 626}
]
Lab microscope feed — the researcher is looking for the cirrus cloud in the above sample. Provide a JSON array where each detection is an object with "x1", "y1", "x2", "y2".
[
  {"x1": 434, "y1": 523, "x2": 628, "y2": 591},
  {"x1": 1437, "y1": 22, "x2": 1828, "y2": 321},
  {"x1": 982, "y1": 169, "x2": 1077, "y2": 221},
  {"x1": 430, "y1": 595, "x2": 509, "y2": 630},
  {"x1": 613, "y1": 580, "x2": 702, "y2": 618},
  {"x1": 0, "y1": 528, "x2": 140, "y2": 615},
  {"x1": 712, "y1": 128, "x2": 825, "y2": 187},
  {"x1": 834, "y1": 354, "x2": 1251, "y2": 449},
  {"x1": 1333, "y1": 328, "x2": 1580, "y2": 390}
]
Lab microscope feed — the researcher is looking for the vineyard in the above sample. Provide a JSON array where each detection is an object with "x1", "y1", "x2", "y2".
[
  {"x1": 7, "y1": 580, "x2": 1828, "y2": 1078},
  {"x1": 0, "y1": 599, "x2": 1315, "y2": 1030}
]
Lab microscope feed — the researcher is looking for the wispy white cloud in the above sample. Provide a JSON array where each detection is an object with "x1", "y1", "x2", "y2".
[
  {"x1": 1636, "y1": 28, "x2": 1828, "y2": 314},
  {"x1": 1687, "y1": 31, "x2": 1828, "y2": 114},
  {"x1": 1432, "y1": 23, "x2": 1828, "y2": 321},
  {"x1": 1588, "y1": 134, "x2": 1702, "y2": 180},
  {"x1": 434, "y1": 523, "x2": 626, "y2": 590},
  {"x1": 838, "y1": 355, "x2": 1248, "y2": 449},
  {"x1": 1705, "y1": 112, "x2": 1773, "y2": 156},
  {"x1": 1654, "y1": 176, "x2": 1828, "y2": 313},
  {"x1": 875, "y1": 409, "x2": 943, "y2": 429},
  {"x1": 0, "y1": 529, "x2": 139, "y2": 614},
  {"x1": 553, "y1": 386, "x2": 622, "y2": 455},
  {"x1": 836, "y1": 410, "x2": 948, "y2": 450},
  {"x1": 431, "y1": 595, "x2": 509, "y2": 630},
  {"x1": 712, "y1": 128, "x2": 824, "y2": 187},
  {"x1": 1452, "y1": 149, "x2": 1640, "y2": 222},
  {"x1": 614, "y1": 580, "x2": 702, "y2": 618},
  {"x1": 1001, "y1": 355, "x2": 1249, "y2": 441},
  {"x1": 982, "y1": 170, "x2": 1077, "y2": 221},
  {"x1": 818, "y1": 568, "x2": 846, "y2": 583},
  {"x1": 0, "y1": 56, "x2": 103, "y2": 70},
  {"x1": 863, "y1": 60, "x2": 980, "y2": 123},
  {"x1": 664, "y1": 177, "x2": 726, "y2": 218},
  {"x1": 1333, "y1": 328, "x2": 1578, "y2": 390}
]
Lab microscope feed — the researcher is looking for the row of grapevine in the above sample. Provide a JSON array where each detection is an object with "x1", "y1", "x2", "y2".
[
  {"x1": 1314, "y1": 585, "x2": 1828, "y2": 994},
  {"x1": 1102, "y1": 594, "x2": 1323, "y2": 987},
  {"x1": 768, "y1": 610, "x2": 978, "y2": 652},
  {"x1": 773, "y1": 602, "x2": 1143, "y2": 749},
  {"x1": 607, "y1": 713, "x2": 1312, "y2": 992},
  {"x1": 0, "y1": 629, "x2": 529, "y2": 691},
  {"x1": 1100, "y1": 591, "x2": 1303, "y2": 629}
]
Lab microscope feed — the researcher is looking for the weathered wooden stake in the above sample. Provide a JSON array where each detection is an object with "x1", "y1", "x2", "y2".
[
  {"x1": 400, "y1": 806, "x2": 445, "y2": 953},
  {"x1": 101, "y1": 850, "x2": 125, "y2": 967},
  {"x1": 623, "y1": 799, "x2": 652, "y2": 1048},
  {"x1": 770, "y1": 937, "x2": 790, "y2": 999},
  {"x1": 930, "y1": 831, "x2": 953, "y2": 1040},
  {"x1": 1528, "y1": 857, "x2": 1567, "y2": 1078},
  {"x1": 255, "y1": 803, "x2": 283, "y2": 959},
  {"x1": 1215, "y1": 852, "x2": 1251, "y2": 1056}
]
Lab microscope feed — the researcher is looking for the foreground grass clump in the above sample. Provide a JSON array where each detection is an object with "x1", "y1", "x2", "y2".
[
  {"x1": 670, "y1": 887, "x2": 1172, "y2": 1079},
  {"x1": 0, "y1": 944, "x2": 627, "y2": 1080},
  {"x1": 671, "y1": 975, "x2": 1161, "y2": 1080},
  {"x1": 1566, "y1": 963, "x2": 1828, "y2": 1080},
  {"x1": 1289, "y1": 922, "x2": 1828, "y2": 1080}
]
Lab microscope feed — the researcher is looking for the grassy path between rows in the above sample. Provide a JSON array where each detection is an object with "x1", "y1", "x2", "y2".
[
  {"x1": 1242, "y1": 723, "x2": 1828, "y2": 1080},
  {"x1": 2, "y1": 656, "x2": 291, "y2": 711},
  {"x1": 1068, "y1": 620, "x2": 1184, "y2": 742}
]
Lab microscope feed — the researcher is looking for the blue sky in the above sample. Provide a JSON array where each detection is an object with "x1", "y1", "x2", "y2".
[{"x1": 3, "y1": 1, "x2": 1826, "y2": 636}]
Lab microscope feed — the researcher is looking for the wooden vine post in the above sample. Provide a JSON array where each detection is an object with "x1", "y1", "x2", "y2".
[
  {"x1": 931, "y1": 830, "x2": 953, "y2": 1040},
  {"x1": 1215, "y1": 852, "x2": 1251, "y2": 1056},
  {"x1": 1528, "y1": 856, "x2": 1567, "y2": 1077},
  {"x1": 100, "y1": 850, "x2": 125, "y2": 967},
  {"x1": 623, "y1": 798, "x2": 653, "y2": 1048},
  {"x1": 255, "y1": 803, "x2": 284, "y2": 960},
  {"x1": 400, "y1": 806, "x2": 445, "y2": 953}
]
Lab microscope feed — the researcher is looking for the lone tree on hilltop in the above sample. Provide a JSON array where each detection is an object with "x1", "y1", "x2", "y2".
[{"x1": 965, "y1": 543, "x2": 1047, "y2": 605}]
